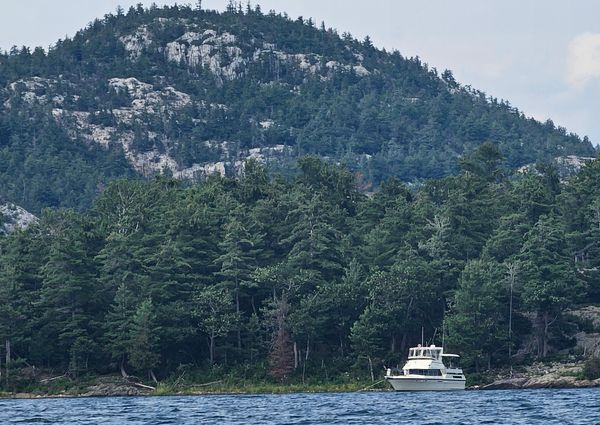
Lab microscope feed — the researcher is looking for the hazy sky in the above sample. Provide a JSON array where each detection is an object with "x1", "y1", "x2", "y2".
[{"x1": 1, "y1": 0, "x2": 599, "y2": 145}]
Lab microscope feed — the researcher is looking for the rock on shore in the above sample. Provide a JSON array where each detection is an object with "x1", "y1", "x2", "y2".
[
  {"x1": 80, "y1": 375, "x2": 156, "y2": 397},
  {"x1": 480, "y1": 362, "x2": 600, "y2": 390}
]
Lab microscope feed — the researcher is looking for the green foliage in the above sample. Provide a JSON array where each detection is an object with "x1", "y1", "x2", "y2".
[
  {"x1": 1, "y1": 152, "x2": 600, "y2": 388},
  {"x1": 0, "y1": 4, "x2": 595, "y2": 215},
  {"x1": 104, "y1": 282, "x2": 135, "y2": 365},
  {"x1": 582, "y1": 357, "x2": 600, "y2": 380},
  {"x1": 193, "y1": 286, "x2": 238, "y2": 364},
  {"x1": 446, "y1": 259, "x2": 508, "y2": 370},
  {"x1": 127, "y1": 298, "x2": 160, "y2": 373},
  {"x1": 1, "y1": 4, "x2": 595, "y2": 385}
]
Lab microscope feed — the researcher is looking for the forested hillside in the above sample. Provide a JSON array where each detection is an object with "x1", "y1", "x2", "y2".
[
  {"x1": 1, "y1": 149, "x2": 599, "y2": 387},
  {"x1": 0, "y1": 3, "x2": 595, "y2": 213}
]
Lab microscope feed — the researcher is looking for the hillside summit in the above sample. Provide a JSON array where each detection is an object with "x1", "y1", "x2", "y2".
[{"x1": 0, "y1": 3, "x2": 596, "y2": 212}]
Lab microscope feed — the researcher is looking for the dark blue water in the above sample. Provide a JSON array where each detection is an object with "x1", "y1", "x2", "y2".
[{"x1": 1, "y1": 389, "x2": 599, "y2": 424}]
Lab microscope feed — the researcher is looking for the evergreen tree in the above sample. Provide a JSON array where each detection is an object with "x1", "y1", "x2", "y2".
[
  {"x1": 282, "y1": 192, "x2": 346, "y2": 287},
  {"x1": 104, "y1": 282, "x2": 136, "y2": 375},
  {"x1": 36, "y1": 211, "x2": 99, "y2": 371},
  {"x1": 215, "y1": 209, "x2": 263, "y2": 351},
  {"x1": 127, "y1": 298, "x2": 160, "y2": 382},
  {"x1": 446, "y1": 259, "x2": 508, "y2": 370},
  {"x1": 0, "y1": 231, "x2": 43, "y2": 384},
  {"x1": 519, "y1": 214, "x2": 585, "y2": 357}
]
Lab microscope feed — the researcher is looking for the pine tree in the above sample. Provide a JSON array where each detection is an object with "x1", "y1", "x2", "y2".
[
  {"x1": 0, "y1": 231, "x2": 43, "y2": 385},
  {"x1": 215, "y1": 209, "x2": 263, "y2": 351},
  {"x1": 127, "y1": 298, "x2": 160, "y2": 382},
  {"x1": 519, "y1": 214, "x2": 585, "y2": 357},
  {"x1": 282, "y1": 192, "x2": 345, "y2": 286},
  {"x1": 445, "y1": 258, "x2": 508, "y2": 370},
  {"x1": 37, "y1": 211, "x2": 98, "y2": 370},
  {"x1": 104, "y1": 282, "x2": 135, "y2": 376}
]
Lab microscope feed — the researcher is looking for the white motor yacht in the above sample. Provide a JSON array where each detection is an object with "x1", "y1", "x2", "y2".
[{"x1": 384, "y1": 344, "x2": 466, "y2": 391}]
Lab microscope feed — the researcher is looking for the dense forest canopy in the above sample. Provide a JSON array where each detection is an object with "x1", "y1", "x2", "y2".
[
  {"x1": 0, "y1": 3, "x2": 595, "y2": 214},
  {"x1": 1, "y1": 150, "x2": 599, "y2": 387}
]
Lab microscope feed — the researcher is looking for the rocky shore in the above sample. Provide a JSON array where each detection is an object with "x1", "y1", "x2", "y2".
[
  {"x1": 82, "y1": 379, "x2": 152, "y2": 397},
  {"x1": 1, "y1": 376, "x2": 154, "y2": 399},
  {"x1": 4, "y1": 362, "x2": 600, "y2": 398},
  {"x1": 479, "y1": 362, "x2": 600, "y2": 390}
]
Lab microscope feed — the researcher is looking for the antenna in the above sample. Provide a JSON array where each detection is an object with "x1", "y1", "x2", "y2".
[
  {"x1": 421, "y1": 326, "x2": 424, "y2": 347},
  {"x1": 442, "y1": 321, "x2": 445, "y2": 348}
]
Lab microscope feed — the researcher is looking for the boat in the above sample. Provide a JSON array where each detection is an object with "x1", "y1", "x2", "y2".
[{"x1": 384, "y1": 344, "x2": 466, "y2": 391}]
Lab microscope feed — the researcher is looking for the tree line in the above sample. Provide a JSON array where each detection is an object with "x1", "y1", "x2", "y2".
[{"x1": 1, "y1": 148, "x2": 599, "y2": 387}]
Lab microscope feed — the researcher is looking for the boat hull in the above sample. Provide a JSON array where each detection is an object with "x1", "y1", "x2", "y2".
[{"x1": 385, "y1": 376, "x2": 465, "y2": 391}]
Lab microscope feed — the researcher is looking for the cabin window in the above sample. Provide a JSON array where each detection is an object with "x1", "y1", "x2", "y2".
[
  {"x1": 423, "y1": 349, "x2": 431, "y2": 357},
  {"x1": 408, "y1": 369, "x2": 442, "y2": 376},
  {"x1": 409, "y1": 349, "x2": 415, "y2": 357}
]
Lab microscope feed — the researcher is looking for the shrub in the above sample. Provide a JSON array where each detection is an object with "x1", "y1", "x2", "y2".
[{"x1": 582, "y1": 357, "x2": 600, "y2": 380}]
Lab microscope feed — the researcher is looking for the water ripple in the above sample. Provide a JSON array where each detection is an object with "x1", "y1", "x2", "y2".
[{"x1": 1, "y1": 388, "x2": 600, "y2": 424}]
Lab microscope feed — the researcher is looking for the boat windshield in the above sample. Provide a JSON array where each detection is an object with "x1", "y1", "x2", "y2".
[
  {"x1": 409, "y1": 347, "x2": 442, "y2": 359},
  {"x1": 442, "y1": 354, "x2": 460, "y2": 368}
]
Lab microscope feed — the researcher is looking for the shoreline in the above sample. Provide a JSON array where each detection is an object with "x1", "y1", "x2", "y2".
[
  {"x1": 3, "y1": 360, "x2": 600, "y2": 399},
  {"x1": 0, "y1": 387, "x2": 389, "y2": 400},
  {"x1": 3, "y1": 386, "x2": 600, "y2": 400},
  {"x1": 0, "y1": 377, "x2": 392, "y2": 400},
  {"x1": 3, "y1": 379, "x2": 600, "y2": 400}
]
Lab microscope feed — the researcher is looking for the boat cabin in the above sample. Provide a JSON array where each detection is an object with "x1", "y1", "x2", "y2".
[{"x1": 401, "y1": 344, "x2": 463, "y2": 375}]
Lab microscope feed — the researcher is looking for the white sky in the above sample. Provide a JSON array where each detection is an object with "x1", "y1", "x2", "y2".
[{"x1": 1, "y1": 0, "x2": 599, "y2": 145}]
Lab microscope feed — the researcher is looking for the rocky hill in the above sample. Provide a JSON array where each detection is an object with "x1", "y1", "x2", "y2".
[
  {"x1": 0, "y1": 4, "x2": 596, "y2": 212},
  {"x1": 0, "y1": 202, "x2": 37, "y2": 234}
]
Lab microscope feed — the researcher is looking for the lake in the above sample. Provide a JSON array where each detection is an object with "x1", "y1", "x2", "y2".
[{"x1": 1, "y1": 389, "x2": 599, "y2": 424}]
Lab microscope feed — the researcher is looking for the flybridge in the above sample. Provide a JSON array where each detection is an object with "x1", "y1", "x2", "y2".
[{"x1": 408, "y1": 345, "x2": 442, "y2": 360}]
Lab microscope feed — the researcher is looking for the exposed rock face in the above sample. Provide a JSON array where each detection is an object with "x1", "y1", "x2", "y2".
[
  {"x1": 568, "y1": 306, "x2": 600, "y2": 357},
  {"x1": 568, "y1": 305, "x2": 600, "y2": 329},
  {"x1": 0, "y1": 203, "x2": 38, "y2": 234},
  {"x1": 165, "y1": 30, "x2": 245, "y2": 81},
  {"x1": 574, "y1": 332, "x2": 600, "y2": 358},
  {"x1": 4, "y1": 77, "x2": 65, "y2": 109},
  {"x1": 555, "y1": 155, "x2": 596, "y2": 172},
  {"x1": 45, "y1": 74, "x2": 291, "y2": 178},
  {"x1": 119, "y1": 25, "x2": 153, "y2": 59},
  {"x1": 108, "y1": 77, "x2": 192, "y2": 115},
  {"x1": 482, "y1": 375, "x2": 600, "y2": 390},
  {"x1": 159, "y1": 23, "x2": 372, "y2": 83},
  {"x1": 517, "y1": 155, "x2": 596, "y2": 179},
  {"x1": 480, "y1": 362, "x2": 600, "y2": 390}
]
